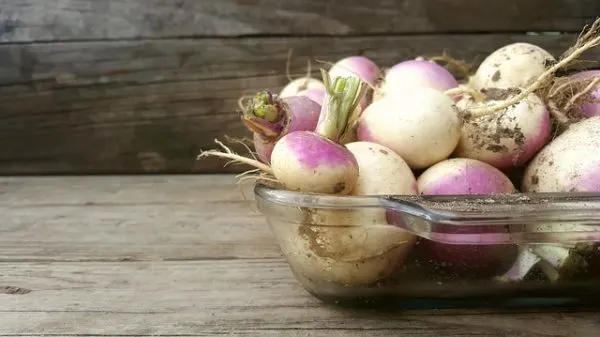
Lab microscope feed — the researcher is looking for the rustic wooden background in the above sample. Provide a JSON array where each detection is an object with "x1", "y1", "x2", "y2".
[{"x1": 1, "y1": 0, "x2": 599, "y2": 175}]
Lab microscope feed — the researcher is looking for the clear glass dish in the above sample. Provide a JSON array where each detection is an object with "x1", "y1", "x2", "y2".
[{"x1": 254, "y1": 183, "x2": 600, "y2": 308}]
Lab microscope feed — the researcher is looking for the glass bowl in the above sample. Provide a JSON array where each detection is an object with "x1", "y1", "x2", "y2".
[{"x1": 254, "y1": 183, "x2": 600, "y2": 308}]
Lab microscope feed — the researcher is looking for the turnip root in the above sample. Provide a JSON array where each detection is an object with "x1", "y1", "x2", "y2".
[
  {"x1": 241, "y1": 91, "x2": 321, "y2": 164},
  {"x1": 523, "y1": 116, "x2": 600, "y2": 193},
  {"x1": 521, "y1": 116, "x2": 600, "y2": 282},
  {"x1": 270, "y1": 70, "x2": 368, "y2": 194},
  {"x1": 470, "y1": 42, "x2": 556, "y2": 90},
  {"x1": 416, "y1": 158, "x2": 518, "y2": 274},
  {"x1": 273, "y1": 141, "x2": 419, "y2": 285},
  {"x1": 375, "y1": 59, "x2": 459, "y2": 100},
  {"x1": 454, "y1": 90, "x2": 552, "y2": 170},
  {"x1": 357, "y1": 86, "x2": 462, "y2": 169}
]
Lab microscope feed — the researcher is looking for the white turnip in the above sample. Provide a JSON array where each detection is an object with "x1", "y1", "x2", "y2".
[
  {"x1": 470, "y1": 42, "x2": 556, "y2": 90},
  {"x1": 415, "y1": 158, "x2": 518, "y2": 274},
  {"x1": 357, "y1": 86, "x2": 462, "y2": 169},
  {"x1": 274, "y1": 141, "x2": 419, "y2": 285},
  {"x1": 454, "y1": 90, "x2": 552, "y2": 170},
  {"x1": 520, "y1": 116, "x2": 600, "y2": 281}
]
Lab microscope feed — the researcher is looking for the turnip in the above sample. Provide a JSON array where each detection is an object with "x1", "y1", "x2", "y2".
[
  {"x1": 357, "y1": 86, "x2": 462, "y2": 169},
  {"x1": 453, "y1": 90, "x2": 552, "y2": 170},
  {"x1": 519, "y1": 116, "x2": 600, "y2": 282},
  {"x1": 241, "y1": 91, "x2": 321, "y2": 164},
  {"x1": 269, "y1": 70, "x2": 368, "y2": 194},
  {"x1": 273, "y1": 141, "x2": 419, "y2": 286},
  {"x1": 570, "y1": 70, "x2": 600, "y2": 118},
  {"x1": 415, "y1": 158, "x2": 518, "y2": 275},
  {"x1": 374, "y1": 59, "x2": 459, "y2": 101},
  {"x1": 470, "y1": 42, "x2": 556, "y2": 90}
]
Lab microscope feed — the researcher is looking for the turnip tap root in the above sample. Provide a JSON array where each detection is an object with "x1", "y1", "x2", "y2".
[
  {"x1": 470, "y1": 42, "x2": 556, "y2": 90},
  {"x1": 374, "y1": 60, "x2": 459, "y2": 101},
  {"x1": 241, "y1": 91, "x2": 321, "y2": 164},
  {"x1": 274, "y1": 141, "x2": 419, "y2": 285},
  {"x1": 454, "y1": 90, "x2": 552, "y2": 170},
  {"x1": 416, "y1": 158, "x2": 518, "y2": 274},
  {"x1": 521, "y1": 117, "x2": 600, "y2": 281},
  {"x1": 357, "y1": 86, "x2": 462, "y2": 169},
  {"x1": 270, "y1": 70, "x2": 368, "y2": 194}
]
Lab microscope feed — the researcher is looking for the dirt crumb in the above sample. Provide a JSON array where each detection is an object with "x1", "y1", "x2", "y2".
[
  {"x1": 333, "y1": 182, "x2": 346, "y2": 194},
  {"x1": 491, "y1": 70, "x2": 501, "y2": 82},
  {"x1": 379, "y1": 149, "x2": 389, "y2": 155}
]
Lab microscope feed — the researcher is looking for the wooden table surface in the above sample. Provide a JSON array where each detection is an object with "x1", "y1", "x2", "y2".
[{"x1": 2, "y1": 174, "x2": 600, "y2": 336}]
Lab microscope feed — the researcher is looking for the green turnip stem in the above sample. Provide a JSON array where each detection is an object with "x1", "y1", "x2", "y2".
[
  {"x1": 495, "y1": 247, "x2": 541, "y2": 283},
  {"x1": 248, "y1": 91, "x2": 279, "y2": 122},
  {"x1": 315, "y1": 69, "x2": 367, "y2": 142}
]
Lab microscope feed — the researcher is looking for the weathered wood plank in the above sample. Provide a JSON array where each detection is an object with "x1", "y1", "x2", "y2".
[
  {"x1": 1, "y1": 0, "x2": 598, "y2": 42},
  {"x1": 1, "y1": 34, "x2": 598, "y2": 174},
  {"x1": 0, "y1": 175, "x2": 280, "y2": 261},
  {"x1": 2, "y1": 259, "x2": 600, "y2": 336}
]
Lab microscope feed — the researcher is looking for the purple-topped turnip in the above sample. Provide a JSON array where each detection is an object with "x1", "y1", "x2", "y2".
[
  {"x1": 415, "y1": 158, "x2": 518, "y2": 275},
  {"x1": 275, "y1": 141, "x2": 419, "y2": 286},
  {"x1": 375, "y1": 59, "x2": 459, "y2": 101},
  {"x1": 241, "y1": 91, "x2": 321, "y2": 164}
]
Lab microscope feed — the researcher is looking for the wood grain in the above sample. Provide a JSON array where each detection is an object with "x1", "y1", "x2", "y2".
[
  {"x1": 1, "y1": 34, "x2": 598, "y2": 174},
  {"x1": 1, "y1": 260, "x2": 600, "y2": 336},
  {"x1": 0, "y1": 175, "x2": 280, "y2": 261},
  {"x1": 1, "y1": 0, "x2": 598, "y2": 42}
]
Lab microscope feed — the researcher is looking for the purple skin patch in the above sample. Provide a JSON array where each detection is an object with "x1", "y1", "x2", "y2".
[
  {"x1": 491, "y1": 107, "x2": 552, "y2": 169},
  {"x1": 283, "y1": 96, "x2": 321, "y2": 134},
  {"x1": 334, "y1": 56, "x2": 380, "y2": 84},
  {"x1": 356, "y1": 122, "x2": 375, "y2": 143},
  {"x1": 581, "y1": 89, "x2": 600, "y2": 117},
  {"x1": 281, "y1": 131, "x2": 358, "y2": 170},
  {"x1": 418, "y1": 160, "x2": 517, "y2": 274},
  {"x1": 569, "y1": 70, "x2": 600, "y2": 117},
  {"x1": 420, "y1": 162, "x2": 515, "y2": 195},
  {"x1": 254, "y1": 133, "x2": 274, "y2": 164},
  {"x1": 387, "y1": 60, "x2": 458, "y2": 91}
]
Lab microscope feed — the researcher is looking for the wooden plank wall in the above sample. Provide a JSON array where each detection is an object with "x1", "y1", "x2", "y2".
[{"x1": 0, "y1": 0, "x2": 599, "y2": 174}]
